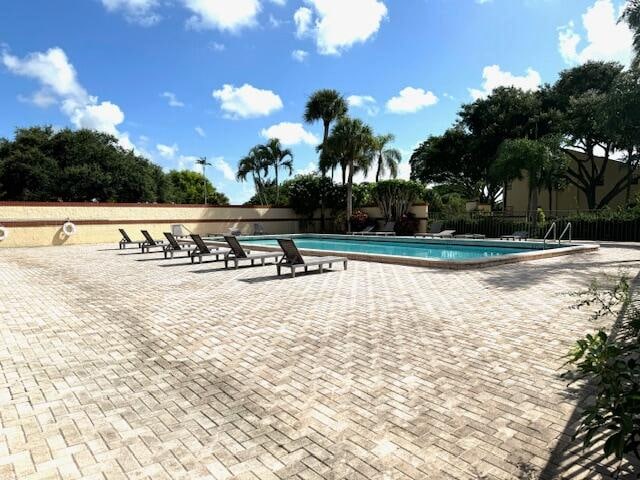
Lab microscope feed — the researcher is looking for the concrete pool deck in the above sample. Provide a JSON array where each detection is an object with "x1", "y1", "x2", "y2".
[{"x1": 0, "y1": 243, "x2": 638, "y2": 479}]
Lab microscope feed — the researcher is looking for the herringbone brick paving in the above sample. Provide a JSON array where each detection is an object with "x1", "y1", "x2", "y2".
[{"x1": 0, "y1": 244, "x2": 638, "y2": 480}]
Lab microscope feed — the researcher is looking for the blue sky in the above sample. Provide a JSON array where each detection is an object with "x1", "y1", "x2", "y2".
[{"x1": 0, "y1": 0, "x2": 634, "y2": 203}]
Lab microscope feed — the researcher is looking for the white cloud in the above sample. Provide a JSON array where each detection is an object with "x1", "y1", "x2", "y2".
[
  {"x1": 270, "y1": 0, "x2": 286, "y2": 5},
  {"x1": 260, "y1": 122, "x2": 319, "y2": 146},
  {"x1": 294, "y1": 7, "x2": 313, "y2": 37},
  {"x1": 347, "y1": 95, "x2": 378, "y2": 115},
  {"x1": 468, "y1": 65, "x2": 542, "y2": 100},
  {"x1": 292, "y1": 49, "x2": 309, "y2": 62},
  {"x1": 558, "y1": 0, "x2": 633, "y2": 67},
  {"x1": 386, "y1": 87, "x2": 438, "y2": 114},
  {"x1": 214, "y1": 157, "x2": 236, "y2": 181},
  {"x1": 195, "y1": 126, "x2": 206, "y2": 137},
  {"x1": 295, "y1": 161, "x2": 318, "y2": 176},
  {"x1": 156, "y1": 143, "x2": 179, "y2": 159},
  {"x1": 101, "y1": 0, "x2": 160, "y2": 25},
  {"x1": 161, "y1": 91, "x2": 184, "y2": 107},
  {"x1": 209, "y1": 42, "x2": 226, "y2": 52},
  {"x1": 295, "y1": 0, "x2": 388, "y2": 55},
  {"x1": 177, "y1": 155, "x2": 201, "y2": 172},
  {"x1": 183, "y1": 0, "x2": 261, "y2": 32},
  {"x1": 212, "y1": 83, "x2": 283, "y2": 119},
  {"x1": 2, "y1": 47, "x2": 136, "y2": 150}
]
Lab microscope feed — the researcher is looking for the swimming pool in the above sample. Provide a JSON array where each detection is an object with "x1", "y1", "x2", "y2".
[{"x1": 219, "y1": 234, "x2": 597, "y2": 269}]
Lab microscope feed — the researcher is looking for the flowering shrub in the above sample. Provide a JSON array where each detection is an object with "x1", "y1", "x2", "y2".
[{"x1": 350, "y1": 209, "x2": 369, "y2": 231}]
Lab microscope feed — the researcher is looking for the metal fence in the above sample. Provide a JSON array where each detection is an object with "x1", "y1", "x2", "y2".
[{"x1": 430, "y1": 212, "x2": 640, "y2": 242}]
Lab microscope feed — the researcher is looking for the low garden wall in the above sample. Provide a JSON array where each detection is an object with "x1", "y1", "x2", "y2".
[{"x1": 0, "y1": 202, "x2": 300, "y2": 248}]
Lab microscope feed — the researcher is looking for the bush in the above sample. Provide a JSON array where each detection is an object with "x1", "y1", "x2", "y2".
[
  {"x1": 395, "y1": 212, "x2": 419, "y2": 236},
  {"x1": 350, "y1": 209, "x2": 369, "y2": 231},
  {"x1": 372, "y1": 180, "x2": 425, "y2": 221},
  {"x1": 565, "y1": 275, "x2": 640, "y2": 464}
]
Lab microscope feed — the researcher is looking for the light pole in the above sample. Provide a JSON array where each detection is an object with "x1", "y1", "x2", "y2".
[{"x1": 196, "y1": 157, "x2": 212, "y2": 204}]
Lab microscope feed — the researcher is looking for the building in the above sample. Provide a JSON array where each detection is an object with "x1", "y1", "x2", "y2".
[{"x1": 504, "y1": 150, "x2": 639, "y2": 214}]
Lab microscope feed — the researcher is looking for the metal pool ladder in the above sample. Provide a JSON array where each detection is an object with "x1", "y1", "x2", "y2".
[{"x1": 543, "y1": 221, "x2": 572, "y2": 248}]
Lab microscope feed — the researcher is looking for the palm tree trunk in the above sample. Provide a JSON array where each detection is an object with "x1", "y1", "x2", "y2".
[
  {"x1": 342, "y1": 164, "x2": 346, "y2": 185},
  {"x1": 376, "y1": 155, "x2": 382, "y2": 182},
  {"x1": 347, "y1": 158, "x2": 354, "y2": 233},
  {"x1": 275, "y1": 163, "x2": 279, "y2": 205},
  {"x1": 319, "y1": 121, "x2": 330, "y2": 233}
]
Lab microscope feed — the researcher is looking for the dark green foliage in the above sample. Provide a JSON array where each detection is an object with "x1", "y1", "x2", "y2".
[
  {"x1": 0, "y1": 126, "x2": 227, "y2": 204},
  {"x1": 371, "y1": 180, "x2": 425, "y2": 222},
  {"x1": 565, "y1": 276, "x2": 640, "y2": 464},
  {"x1": 165, "y1": 170, "x2": 228, "y2": 205},
  {"x1": 394, "y1": 212, "x2": 419, "y2": 236}
]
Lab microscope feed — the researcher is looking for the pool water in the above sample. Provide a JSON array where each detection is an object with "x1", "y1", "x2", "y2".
[{"x1": 237, "y1": 236, "x2": 549, "y2": 261}]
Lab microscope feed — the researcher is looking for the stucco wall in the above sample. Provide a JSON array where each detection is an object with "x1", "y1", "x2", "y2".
[
  {"x1": 0, "y1": 202, "x2": 430, "y2": 248},
  {"x1": 506, "y1": 156, "x2": 639, "y2": 214},
  {"x1": 0, "y1": 203, "x2": 300, "y2": 248}
]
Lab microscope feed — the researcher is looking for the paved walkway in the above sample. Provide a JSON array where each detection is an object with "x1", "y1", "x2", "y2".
[{"x1": 0, "y1": 243, "x2": 639, "y2": 480}]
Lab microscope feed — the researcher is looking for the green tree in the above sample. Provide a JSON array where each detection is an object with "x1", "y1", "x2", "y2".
[
  {"x1": 551, "y1": 61, "x2": 624, "y2": 209},
  {"x1": 492, "y1": 137, "x2": 566, "y2": 229},
  {"x1": 621, "y1": 0, "x2": 640, "y2": 69},
  {"x1": 0, "y1": 126, "x2": 168, "y2": 202},
  {"x1": 372, "y1": 134, "x2": 401, "y2": 182},
  {"x1": 165, "y1": 170, "x2": 228, "y2": 205},
  {"x1": 257, "y1": 138, "x2": 293, "y2": 204},
  {"x1": 237, "y1": 147, "x2": 269, "y2": 205},
  {"x1": 304, "y1": 89, "x2": 348, "y2": 232},
  {"x1": 323, "y1": 117, "x2": 374, "y2": 232}
]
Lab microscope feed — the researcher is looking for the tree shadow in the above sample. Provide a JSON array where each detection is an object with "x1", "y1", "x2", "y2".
[{"x1": 537, "y1": 271, "x2": 640, "y2": 479}]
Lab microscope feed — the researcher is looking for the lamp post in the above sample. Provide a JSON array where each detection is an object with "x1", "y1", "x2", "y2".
[{"x1": 196, "y1": 157, "x2": 212, "y2": 204}]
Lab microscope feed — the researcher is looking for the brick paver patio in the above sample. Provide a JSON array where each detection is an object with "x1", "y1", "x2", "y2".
[{"x1": 1, "y1": 243, "x2": 639, "y2": 480}]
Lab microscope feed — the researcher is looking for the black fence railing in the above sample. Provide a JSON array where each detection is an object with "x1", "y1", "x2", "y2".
[{"x1": 431, "y1": 214, "x2": 640, "y2": 242}]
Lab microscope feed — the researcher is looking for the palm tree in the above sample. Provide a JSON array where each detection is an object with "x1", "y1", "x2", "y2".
[
  {"x1": 324, "y1": 117, "x2": 374, "y2": 232},
  {"x1": 237, "y1": 147, "x2": 268, "y2": 205},
  {"x1": 304, "y1": 89, "x2": 348, "y2": 230},
  {"x1": 621, "y1": 0, "x2": 640, "y2": 69},
  {"x1": 257, "y1": 138, "x2": 293, "y2": 204},
  {"x1": 195, "y1": 157, "x2": 212, "y2": 204},
  {"x1": 372, "y1": 134, "x2": 402, "y2": 182}
]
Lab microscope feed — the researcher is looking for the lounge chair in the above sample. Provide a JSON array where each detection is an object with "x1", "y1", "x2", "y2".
[
  {"x1": 223, "y1": 235, "x2": 281, "y2": 269},
  {"x1": 170, "y1": 224, "x2": 190, "y2": 239},
  {"x1": 163, "y1": 232, "x2": 197, "y2": 259},
  {"x1": 416, "y1": 229, "x2": 456, "y2": 238},
  {"x1": 454, "y1": 233, "x2": 486, "y2": 239},
  {"x1": 414, "y1": 222, "x2": 444, "y2": 237},
  {"x1": 141, "y1": 230, "x2": 166, "y2": 253},
  {"x1": 118, "y1": 229, "x2": 144, "y2": 249},
  {"x1": 227, "y1": 227, "x2": 242, "y2": 236},
  {"x1": 276, "y1": 238, "x2": 348, "y2": 278},
  {"x1": 375, "y1": 221, "x2": 396, "y2": 236},
  {"x1": 501, "y1": 231, "x2": 529, "y2": 241},
  {"x1": 189, "y1": 234, "x2": 229, "y2": 263},
  {"x1": 351, "y1": 225, "x2": 375, "y2": 235},
  {"x1": 253, "y1": 223, "x2": 265, "y2": 235}
]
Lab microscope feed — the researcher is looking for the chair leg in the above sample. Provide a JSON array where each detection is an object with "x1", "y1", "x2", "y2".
[
  {"x1": 344, "y1": 261, "x2": 348, "y2": 270},
  {"x1": 319, "y1": 265, "x2": 324, "y2": 274},
  {"x1": 291, "y1": 268, "x2": 295, "y2": 278},
  {"x1": 276, "y1": 266, "x2": 281, "y2": 276}
]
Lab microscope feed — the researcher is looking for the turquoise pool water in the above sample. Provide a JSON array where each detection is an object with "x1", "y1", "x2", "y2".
[{"x1": 237, "y1": 236, "x2": 547, "y2": 261}]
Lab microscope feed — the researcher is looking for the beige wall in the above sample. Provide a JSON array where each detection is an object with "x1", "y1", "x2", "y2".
[
  {"x1": 506, "y1": 155, "x2": 639, "y2": 214},
  {"x1": 0, "y1": 202, "x2": 429, "y2": 248},
  {"x1": 0, "y1": 203, "x2": 300, "y2": 248}
]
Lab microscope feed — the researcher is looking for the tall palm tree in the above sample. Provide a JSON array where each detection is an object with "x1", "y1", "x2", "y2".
[
  {"x1": 257, "y1": 138, "x2": 293, "y2": 204},
  {"x1": 324, "y1": 117, "x2": 374, "y2": 232},
  {"x1": 372, "y1": 134, "x2": 402, "y2": 182},
  {"x1": 304, "y1": 89, "x2": 348, "y2": 230},
  {"x1": 621, "y1": 0, "x2": 640, "y2": 69},
  {"x1": 195, "y1": 157, "x2": 212, "y2": 204},
  {"x1": 237, "y1": 147, "x2": 268, "y2": 205}
]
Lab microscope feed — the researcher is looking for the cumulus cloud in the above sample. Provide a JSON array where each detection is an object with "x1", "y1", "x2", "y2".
[
  {"x1": 156, "y1": 143, "x2": 178, "y2": 159},
  {"x1": 101, "y1": 0, "x2": 160, "y2": 25},
  {"x1": 214, "y1": 157, "x2": 236, "y2": 181},
  {"x1": 260, "y1": 122, "x2": 319, "y2": 146},
  {"x1": 292, "y1": 49, "x2": 309, "y2": 62},
  {"x1": 294, "y1": 0, "x2": 388, "y2": 55},
  {"x1": 347, "y1": 95, "x2": 378, "y2": 115},
  {"x1": 161, "y1": 91, "x2": 184, "y2": 107},
  {"x1": 212, "y1": 83, "x2": 283, "y2": 119},
  {"x1": 1, "y1": 46, "x2": 136, "y2": 150},
  {"x1": 468, "y1": 65, "x2": 542, "y2": 100},
  {"x1": 195, "y1": 126, "x2": 206, "y2": 137},
  {"x1": 558, "y1": 0, "x2": 633, "y2": 67},
  {"x1": 295, "y1": 161, "x2": 318, "y2": 176},
  {"x1": 294, "y1": 7, "x2": 313, "y2": 37},
  {"x1": 386, "y1": 87, "x2": 438, "y2": 114},
  {"x1": 183, "y1": 0, "x2": 261, "y2": 31},
  {"x1": 209, "y1": 42, "x2": 226, "y2": 52}
]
